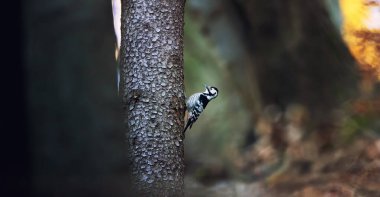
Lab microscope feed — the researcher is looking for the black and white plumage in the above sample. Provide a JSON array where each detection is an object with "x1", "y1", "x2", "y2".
[{"x1": 184, "y1": 85, "x2": 219, "y2": 133}]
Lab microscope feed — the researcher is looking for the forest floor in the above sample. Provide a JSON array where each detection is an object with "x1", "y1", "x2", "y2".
[{"x1": 185, "y1": 135, "x2": 380, "y2": 197}]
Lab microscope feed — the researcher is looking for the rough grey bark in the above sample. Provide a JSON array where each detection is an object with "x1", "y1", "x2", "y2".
[{"x1": 120, "y1": 0, "x2": 186, "y2": 196}]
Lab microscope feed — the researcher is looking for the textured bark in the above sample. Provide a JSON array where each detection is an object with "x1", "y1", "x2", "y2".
[{"x1": 120, "y1": 0, "x2": 186, "y2": 196}]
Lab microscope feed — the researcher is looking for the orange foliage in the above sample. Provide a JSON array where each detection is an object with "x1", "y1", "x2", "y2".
[{"x1": 339, "y1": 0, "x2": 380, "y2": 80}]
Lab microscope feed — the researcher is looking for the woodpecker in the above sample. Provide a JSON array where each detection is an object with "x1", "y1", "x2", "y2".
[{"x1": 184, "y1": 85, "x2": 219, "y2": 133}]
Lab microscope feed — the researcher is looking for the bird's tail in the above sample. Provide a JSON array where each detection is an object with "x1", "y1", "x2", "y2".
[{"x1": 183, "y1": 121, "x2": 192, "y2": 133}]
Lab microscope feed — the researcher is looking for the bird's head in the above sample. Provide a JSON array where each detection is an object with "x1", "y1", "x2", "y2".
[{"x1": 203, "y1": 84, "x2": 219, "y2": 100}]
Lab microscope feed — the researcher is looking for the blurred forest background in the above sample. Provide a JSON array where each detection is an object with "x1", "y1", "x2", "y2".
[{"x1": 22, "y1": 0, "x2": 380, "y2": 196}]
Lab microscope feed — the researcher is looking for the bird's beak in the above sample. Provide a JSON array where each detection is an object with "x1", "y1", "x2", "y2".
[{"x1": 204, "y1": 84, "x2": 210, "y2": 92}]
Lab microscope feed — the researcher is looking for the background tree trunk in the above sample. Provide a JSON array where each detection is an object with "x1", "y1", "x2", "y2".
[
  {"x1": 235, "y1": 0, "x2": 358, "y2": 149},
  {"x1": 24, "y1": 0, "x2": 129, "y2": 196},
  {"x1": 121, "y1": 0, "x2": 186, "y2": 196},
  {"x1": 236, "y1": 0, "x2": 357, "y2": 121}
]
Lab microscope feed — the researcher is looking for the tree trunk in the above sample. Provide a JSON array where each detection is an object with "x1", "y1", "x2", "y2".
[
  {"x1": 235, "y1": 0, "x2": 358, "y2": 150},
  {"x1": 25, "y1": 0, "x2": 128, "y2": 196},
  {"x1": 120, "y1": 0, "x2": 186, "y2": 196},
  {"x1": 235, "y1": 0, "x2": 357, "y2": 123}
]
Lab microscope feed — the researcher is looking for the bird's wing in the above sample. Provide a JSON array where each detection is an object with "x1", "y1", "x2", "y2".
[{"x1": 186, "y1": 93, "x2": 201, "y2": 110}]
